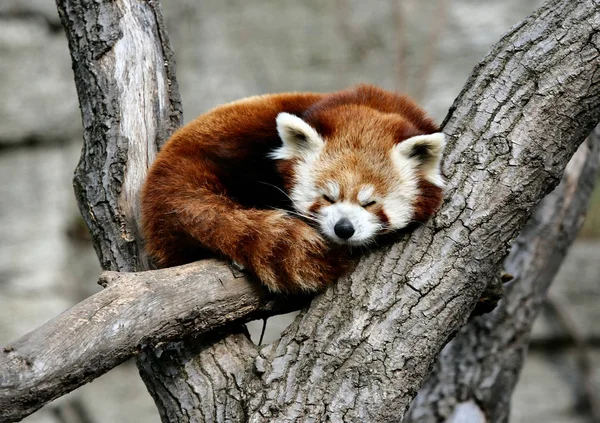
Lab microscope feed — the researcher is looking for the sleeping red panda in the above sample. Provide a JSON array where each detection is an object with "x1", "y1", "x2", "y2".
[{"x1": 141, "y1": 84, "x2": 445, "y2": 293}]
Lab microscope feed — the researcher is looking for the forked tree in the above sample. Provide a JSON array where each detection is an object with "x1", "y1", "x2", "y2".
[{"x1": 1, "y1": 0, "x2": 599, "y2": 422}]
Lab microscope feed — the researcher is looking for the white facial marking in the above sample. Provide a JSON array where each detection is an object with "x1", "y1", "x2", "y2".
[
  {"x1": 324, "y1": 181, "x2": 340, "y2": 201},
  {"x1": 386, "y1": 146, "x2": 419, "y2": 229},
  {"x1": 289, "y1": 158, "x2": 321, "y2": 213},
  {"x1": 319, "y1": 202, "x2": 380, "y2": 245},
  {"x1": 357, "y1": 184, "x2": 375, "y2": 205}
]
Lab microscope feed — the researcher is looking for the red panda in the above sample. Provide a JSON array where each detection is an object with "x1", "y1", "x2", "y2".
[{"x1": 141, "y1": 84, "x2": 445, "y2": 293}]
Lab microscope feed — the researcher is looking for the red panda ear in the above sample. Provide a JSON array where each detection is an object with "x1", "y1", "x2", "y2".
[
  {"x1": 395, "y1": 132, "x2": 446, "y2": 187},
  {"x1": 271, "y1": 113, "x2": 324, "y2": 160}
]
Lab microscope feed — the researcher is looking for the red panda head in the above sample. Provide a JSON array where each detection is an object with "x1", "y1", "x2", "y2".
[{"x1": 270, "y1": 96, "x2": 445, "y2": 247}]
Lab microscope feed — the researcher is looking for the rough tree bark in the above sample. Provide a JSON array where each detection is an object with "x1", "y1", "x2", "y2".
[
  {"x1": 0, "y1": 261, "x2": 309, "y2": 422},
  {"x1": 406, "y1": 129, "x2": 600, "y2": 423},
  {"x1": 57, "y1": 0, "x2": 182, "y2": 272},
  {"x1": 1, "y1": 0, "x2": 599, "y2": 422}
]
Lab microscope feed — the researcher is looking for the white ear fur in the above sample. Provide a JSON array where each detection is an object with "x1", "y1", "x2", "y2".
[
  {"x1": 270, "y1": 112, "x2": 324, "y2": 160},
  {"x1": 395, "y1": 132, "x2": 446, "y2": 187}
]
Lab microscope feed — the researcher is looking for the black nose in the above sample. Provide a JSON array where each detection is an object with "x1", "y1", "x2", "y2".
[{"x1": 334, "y1": 218, "x2": 355, "y2": 239}]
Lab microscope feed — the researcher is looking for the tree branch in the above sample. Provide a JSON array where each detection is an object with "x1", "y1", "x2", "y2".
[
  {"x1": 405, "y1": 128, "x2": 600, "y2": 423},
  {"x1": 0, "y1": 261, "x2": 306, "y2": 422}
]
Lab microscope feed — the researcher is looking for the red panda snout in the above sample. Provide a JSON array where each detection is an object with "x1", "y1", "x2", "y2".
[{"x1": 318, "y1": 201, "x2": 383, "y2": 245}]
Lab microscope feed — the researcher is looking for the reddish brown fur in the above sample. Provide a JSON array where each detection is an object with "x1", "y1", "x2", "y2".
[
  {"x1": 141, "y1": 85, "x2": 442, "y2": 292},
  {"x1": 412, "y1": 178, "x2": 444, "y2": 223},
  {"x1": 302, "y1": 84, "x2": 439, "y2": 138}
]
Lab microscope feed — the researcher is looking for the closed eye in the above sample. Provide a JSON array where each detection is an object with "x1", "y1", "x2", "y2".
[
  {"x1": 323, "y1": 195, "x2": 336, "y2": 204},
  {"x1": 362, "y1": 200, "x2": 377, "y2": 208}
]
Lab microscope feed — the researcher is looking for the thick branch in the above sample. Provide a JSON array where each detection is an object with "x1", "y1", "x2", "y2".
[
  {"x1": 0, "y1": 261, "x2": 308, "y2": 423},
  {"x1": 406, "y1": 128, "x2": 600, "y2": 423}
]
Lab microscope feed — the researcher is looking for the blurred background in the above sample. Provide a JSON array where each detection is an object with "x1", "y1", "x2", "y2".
[{"x1": 0, "y1": 0, "x2": 599, "y2": 422}]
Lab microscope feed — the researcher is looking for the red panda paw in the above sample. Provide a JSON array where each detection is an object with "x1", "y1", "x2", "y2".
[
  {"x1": 279, "y1": 245, "x2": 345, "y2": 293},
  {"x1": 246, "y1": 218, "x2": 346, "y2": 293}
]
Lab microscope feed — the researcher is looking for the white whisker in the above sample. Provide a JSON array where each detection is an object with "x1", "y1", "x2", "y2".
[{"x1": 269, "y1": 207, "x2": 321, "y2": 224}]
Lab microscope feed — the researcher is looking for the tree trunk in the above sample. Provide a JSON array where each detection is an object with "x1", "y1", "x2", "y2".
[
  {"x1": 56, "y1": 0, "x2": 182, "y2": 272},
  {"x1": 405, "y1": 128, "x2": 600, "y2": 423},
  {"x1": 2, "y1": 0, "x2": 598, "y2": 422}
]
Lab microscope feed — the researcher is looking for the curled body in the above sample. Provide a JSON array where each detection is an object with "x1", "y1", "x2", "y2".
[{"x1": 141, "y1": 84, "x2": 445, "y2": 292}]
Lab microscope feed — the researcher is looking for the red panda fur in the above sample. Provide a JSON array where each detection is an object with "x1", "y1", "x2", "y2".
[{"x1": 141, "y1": 84, "x2": 443, "y2": 293}]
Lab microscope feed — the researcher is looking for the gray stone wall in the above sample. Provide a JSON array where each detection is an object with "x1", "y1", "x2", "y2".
[{"x1": 1, "y1": 1, "x2": 598, "y2": 422}]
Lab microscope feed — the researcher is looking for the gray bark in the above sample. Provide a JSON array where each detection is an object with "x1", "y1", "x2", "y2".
[
  {"x1": 405, "y1": 129, "x2": 600, "y2": 423},
  {"x1": 1, "y1": 0, "x2": 181, "y2": 421},
  {"x1": 139, "y1": 0, "x2": 600, "y2": 422},
  {"x1": 0, "y1": 260, "x2": 306, "y2": 422},
  {"x1": 56, "y1": 0, "x2": 182, "y2": 272},
  {"x1": 1, "y1": 0, "x2": 599, "y2": 422}
]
